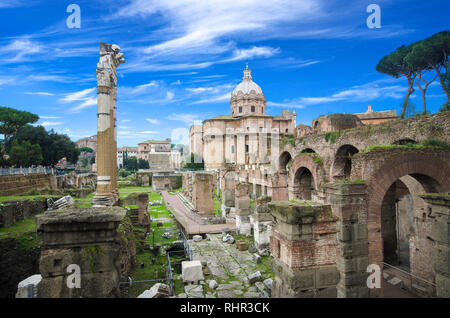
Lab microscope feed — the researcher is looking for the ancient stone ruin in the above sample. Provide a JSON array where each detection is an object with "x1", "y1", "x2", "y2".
[
  {"x1": 35, "y1": 207, "x2": 126, "y2": 298},
  {"x1": 92, "y1": 42, "x2": 125, "y2": 207}
]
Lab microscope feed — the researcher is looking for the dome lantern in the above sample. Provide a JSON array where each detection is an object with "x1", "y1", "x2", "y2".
[{"x1": 230, "y1": 63, "x2": 266, "y2": 117}]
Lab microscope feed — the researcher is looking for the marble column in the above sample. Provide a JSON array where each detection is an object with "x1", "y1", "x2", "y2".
[{"x1": 92, "y1": 43, "x2": 125, "y2": 206}]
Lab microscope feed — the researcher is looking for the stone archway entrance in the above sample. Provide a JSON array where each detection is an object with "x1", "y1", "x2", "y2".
[
  {"x1": 365, "y1": 152, "x2": 449, "y2": 296},
  {"x1": 293, "y1": 167, "x2": 314, "y2": 200}
]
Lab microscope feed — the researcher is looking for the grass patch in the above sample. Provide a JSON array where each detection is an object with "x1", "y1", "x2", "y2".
[
  {"x1": 335, "y1": 179, "x2": 364, "y2": 185},
  {"x1": 0, "y1": 214, "x2": 41, "y2": 251}
]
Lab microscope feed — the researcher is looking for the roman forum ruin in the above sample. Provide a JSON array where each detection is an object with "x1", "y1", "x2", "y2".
[{"x1": 1, "y1": 44, "x2": 449, "y2": 300}]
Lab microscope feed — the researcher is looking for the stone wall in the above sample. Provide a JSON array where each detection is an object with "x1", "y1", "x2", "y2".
[
  {"x1": 420, "y1": 194, "x2": 450, "y2": 298},
  {"x1": 136, "y1": 172, "x2": 152, "y2": 187},
  {"x1": 152, "y1": 174, "x2": 182, "y2": 191},
  {"x1": 36, "y1": 207, "x2": 126, "y2": 298},
  {"x1": 0, "y1": 174, "x2": 51, "y2": 196},
  {"x1": 253, "y1": 196, "x2": 272, "y2": 252},
  {"x1": 269, "y1": 201, "x2": 339, "y2": 297},
  {"x1": 235, "y1": 182, "x2": 251, "y2": 235},
  {"x1": 183, "y1": 171, "x2": 214, "y2": 215},
  {"x1": 325, "y1": 183, "x2": 370, "y2": 298},
  {"x1": 0, "y1": 197, "x2": 60, "y2": 228}
]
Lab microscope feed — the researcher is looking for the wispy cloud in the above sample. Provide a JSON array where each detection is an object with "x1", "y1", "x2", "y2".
[
  {"x1": 25, "y1": 91, "x2": 54, "y2": 96},
  {"x1": 0, "y1": 39, "x2": 43, "y2": 63},
  {"x1": 40, "y1": 121, "x2": 63, "y2": 127},
  {"x1": 59, "y1": 87, "x2": 97, "y2": 113},
  {"x1": 268, "y1": 79, "x2": 407, "y2": 109},
  {"x1": 167, "y1": 113, "x2": 203, "y2": 125},
  {"x1": 146, "y1": 118, "x2": 160, "y2": 125}
]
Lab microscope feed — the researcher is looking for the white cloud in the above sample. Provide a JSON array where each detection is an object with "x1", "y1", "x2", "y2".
[
  {"x1": 40, "y1": 121, "x2": 63, "y2": 127},
  {"x1": 60, "y1": 88, "x2": 96, "y2": 103},
  {"x1": 25, "y1": 91, "x2": 54, "y2": 96},
  {"x1": 166, "y1": 91, "x2": 174, "y2": 100},
  {"x1": 190, "y1": 93, "x2": 230, "y2": 104},
  {"x1": 40, "y1": 116, "x2": 61, "y2": 119},
  {"x1": 27, "y1": 74, "x2": 69, "y2": 83},
  {"x1": 268, "y1": 78, "x2": 407, "y2": 109},
  {"x1": 0, "y1": 39, "x2": 43, "y2": 63},
  {"x1": 130, "y1": 80, "x2": 158, "y2": 94},
  {"x1": 224, "y1": 46, "x2": 280, "y2": 62},
  {"x1": 167, "y1": 113, "x2": 202, "y2": 125},
  {"x1": 146, "y1": 118, "x2": 160, "y2": 125},
  {"x1": 70, "y1": 97, "x2": 97, "y2": 113}
]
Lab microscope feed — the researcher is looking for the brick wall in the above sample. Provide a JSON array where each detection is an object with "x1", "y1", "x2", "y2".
[{"x1": 0, "y1": 173, "x2": 51, "y2": 196}]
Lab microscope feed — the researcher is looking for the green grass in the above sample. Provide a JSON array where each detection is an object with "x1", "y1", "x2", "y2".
[
  {"x1": 0, "y1": 214, "x2": 41, "y2": 251},
  {"x1": 214, "y1": 197, "x2": 222, "y2": 215}
]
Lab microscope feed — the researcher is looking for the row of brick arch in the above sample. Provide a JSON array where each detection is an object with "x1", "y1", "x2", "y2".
[{"x1": 277, "y1": 144, "x2": 449, "y2": 293}]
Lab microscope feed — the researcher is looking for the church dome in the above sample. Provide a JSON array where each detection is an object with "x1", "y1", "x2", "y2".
[
  {"x1": 231, "y1": 64, "x2": 264, "y2": 97},
  {"x1": 230, "y1": 64, "x2": 266, "y2": 117}
]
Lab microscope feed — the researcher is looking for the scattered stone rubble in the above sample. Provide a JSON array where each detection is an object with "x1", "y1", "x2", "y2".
[{"x1": 46, "y1": 195, "x2": 74, "y2": 210}]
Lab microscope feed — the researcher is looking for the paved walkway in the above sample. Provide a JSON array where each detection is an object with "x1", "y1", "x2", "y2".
[
  {"x1": 161, "y1": 191, "x2": 235, "y2": 236},
  {"x1": 177, "y1": 234, "x2": 267, "y2": 298}
]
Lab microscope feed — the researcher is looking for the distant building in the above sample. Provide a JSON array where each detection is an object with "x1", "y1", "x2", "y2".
[
  {"x1": 353, "y1": 105, "x2": 397, "y2": 125},
  {"x1": 137, "y1": 140, "x2": 175, "y2": 171},
  {"x1": 117, "y1": 146, "x2": 138, "y2": 169},
  {"x1": 75, "y1": 135, "x2": 97, "y2": 152}
]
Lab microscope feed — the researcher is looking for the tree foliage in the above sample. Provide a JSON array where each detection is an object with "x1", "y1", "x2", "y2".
[
  {"x1": 376, "y1": 44, "x2": 418, "y2": 119},
  {"x1": 79, "y1": 146, "x2": 94, "y2": 153},
  {"x1": 126, "y1": 156, "x2": 138, "y2": 171},
  {"x1": 13, "y1": 125, "x2": 79, "y2": 165},
  {"x1": 9, "y1": 140, "x2": 43, "y2": 167},
  {"x1": 183, "y1": 153, "x2": 204, "y2": 170},
  {"x1": 0, "y1": 107, "x2": 39, "y2": 143},
  {"x1": 138, "y1": 158, "x2": 149, "y2": 170},
  {"x1": 377, "y1": 30, "x2": 449, "y2": 117}
]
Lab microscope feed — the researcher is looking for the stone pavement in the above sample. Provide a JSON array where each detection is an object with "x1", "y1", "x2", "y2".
[
  {"x1": 175, "y1": 233, "x2": 270, "y2": 298},
  {"x1": 161, "y1": 191, "x2": 235, "y2": 236}
]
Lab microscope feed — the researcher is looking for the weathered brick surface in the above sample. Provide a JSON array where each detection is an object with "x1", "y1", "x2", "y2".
[
  {"x1": 0, "y1": 173, "x2": 51, "y2": 196},
  {"x1": 269, "y1": 201, "x2": 339, "y2": 297}
]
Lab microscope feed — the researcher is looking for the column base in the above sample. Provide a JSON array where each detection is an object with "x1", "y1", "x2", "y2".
[{"x1": 92, "y1": 194, "x2": 118, "y2": 207}]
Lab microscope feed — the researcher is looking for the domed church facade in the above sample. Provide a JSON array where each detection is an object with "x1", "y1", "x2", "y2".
[{"x1": 189, "y1": 64, "x2": 297, "y2": 176}]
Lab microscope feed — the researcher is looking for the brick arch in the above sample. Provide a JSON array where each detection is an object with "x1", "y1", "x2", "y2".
[
  {"x1": 365, "y1": 152, "x2": 450, "y2": 271},
  {"x1": 278, "y1": 150, "x2": 293, "y2": 172},
  {"x1": 288, "y1": 154, "x2": 326, "y2": 191},
  {"x1": 330, "y1": 144, "x2": 359, "y2": 181}
]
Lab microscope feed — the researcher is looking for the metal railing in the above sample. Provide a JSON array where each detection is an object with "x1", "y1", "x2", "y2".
[
  {"x1": 383, "y1": 262, "x2": 436, "y2": 297},
  {"x1": 0, "y1": 166, "x2": 53, "y2": 176}
]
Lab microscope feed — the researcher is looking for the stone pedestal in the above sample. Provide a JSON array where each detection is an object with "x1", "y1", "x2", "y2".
[
  {"x1": 192, "y1": 173, "x2": 215, "y2": 216},
  {"x1": 327, "y1": 183, "x2": 370, "y2": 298},
  {"x1": 420, "y1": 194, "x2": 450, "y2": 298},
  {"x1": 269, "y1": 201, "x2": 339, "y2": 297},
  {"x1": 35, "y1": 207, "x2": 126, "y2": 298},
  {"x1": 253, "y1": 196, "x2": 272, "y2": 252},
  {"x1": 137, "y1": 193, "x2": 150, "y2": 229},
  {"x1": 235, "y1": 183, "x2": 251, "y2": 235}
]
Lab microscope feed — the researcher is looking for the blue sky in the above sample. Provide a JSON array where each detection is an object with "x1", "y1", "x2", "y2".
[{"x1": 0, "y1": 0, "x2": 448, "y2": 147}]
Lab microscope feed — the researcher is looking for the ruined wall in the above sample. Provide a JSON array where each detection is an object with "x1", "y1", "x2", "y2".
[
  {"x1": 183, "y1": 172, "x2": 215, "y2": 215},
  {"x1": 0, "y1": 174, "x2": 51, "y2": 196},
  {"x1": 269, "y1": 201, "x2": 340, "y2": 297},
  {"x1": 0, "y1": 197, "x2": 59, "y2": 228},
  {"x1": 36, "y1": 207, "x2": 126, "y2": 298},
  {"x1": 283, "y1": 112, "x2": 450, "y2": 184},
  {"x1": 152, "y1": 174, "x2": 182, "y2": 191}
]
